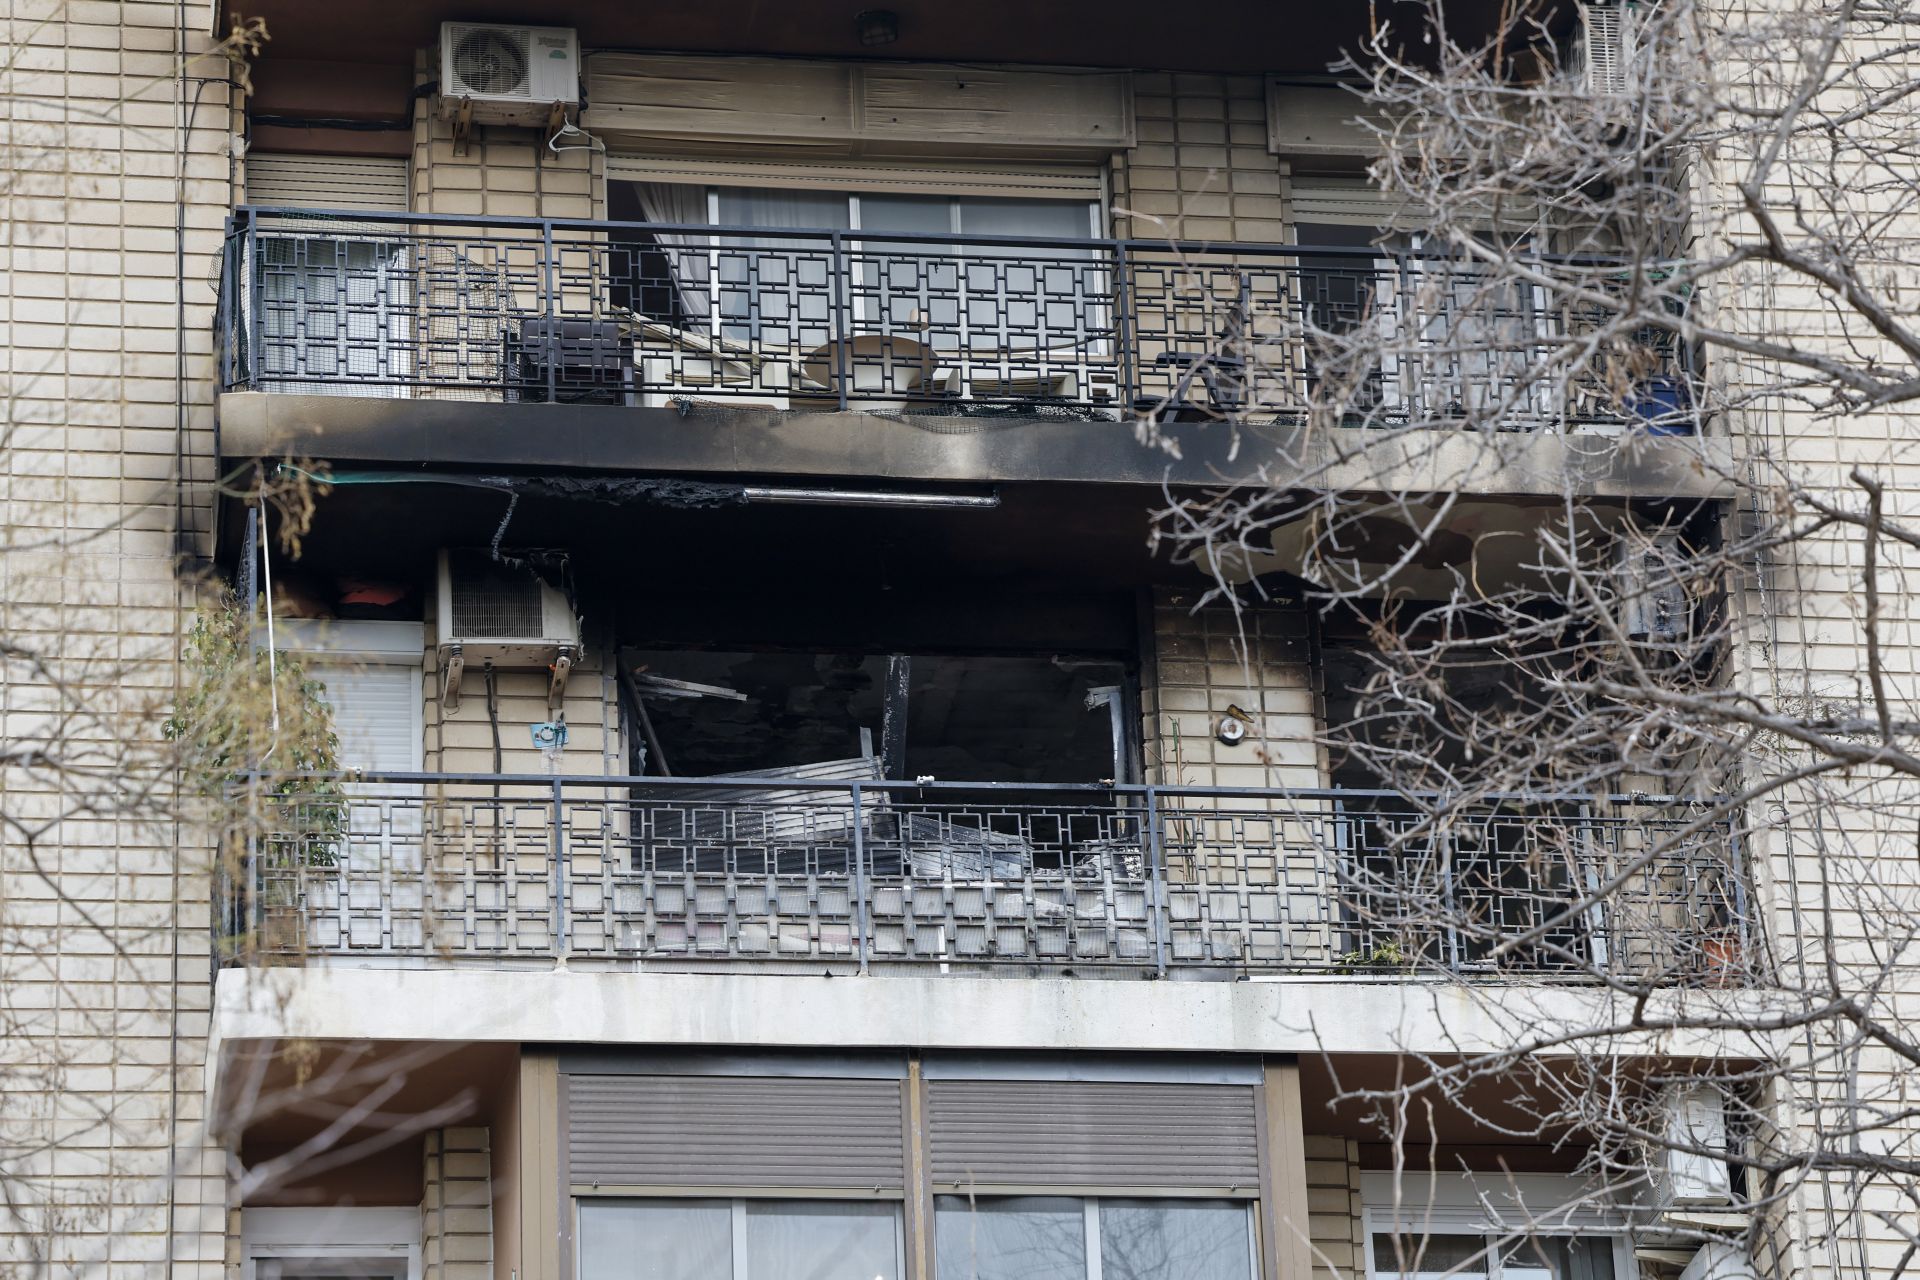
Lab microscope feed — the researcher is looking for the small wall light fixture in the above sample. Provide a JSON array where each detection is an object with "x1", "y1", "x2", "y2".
[{"x1": 856, "y1": 9, "x2": 900, "y2": 45}]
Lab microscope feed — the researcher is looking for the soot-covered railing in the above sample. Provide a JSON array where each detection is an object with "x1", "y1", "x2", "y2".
[
  {"x1": 217, "y1": 207, "x2": 1695, "y2": 431},
  {"x1": 218, "y1": 774, "x2": 1747, "y2": 981}
]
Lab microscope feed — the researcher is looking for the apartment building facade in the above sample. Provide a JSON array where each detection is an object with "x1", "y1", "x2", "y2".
[{"x1": 3, "y1": 2, "x2": 1857, "y2": 1280}]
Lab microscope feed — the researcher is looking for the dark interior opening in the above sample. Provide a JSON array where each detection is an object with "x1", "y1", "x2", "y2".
[{"x1": 621, "y1": 647, "x2": 1133, "y2": 785}]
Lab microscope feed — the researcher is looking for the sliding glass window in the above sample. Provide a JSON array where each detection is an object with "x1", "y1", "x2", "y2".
[
  {"x1": 933, "y1": 1197, "x2": 1253, "y2": 1280},
  {"x1": 578, "y1": 1200, "x2": 904, "y2": 1280}
]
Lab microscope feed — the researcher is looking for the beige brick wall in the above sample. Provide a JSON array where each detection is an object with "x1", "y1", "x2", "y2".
[
  {"x1": 0, "y1": 0, "x2": 232, "y2": 1274},
  {"x1": 1304, "y1": 1136, "x2": 1365, "y2": 1279},
  {"x1": 422, "y1": 638, "x2": 620, "y2": 778},
  {"x1": 1112, "y1": 74, "x2": 1288, "y2": 242},
  {"x1": 1143, "y1": 588, "x2": 1325, "y2": 790},
  {"x1": 423, "y1": 1127, "x2": 494, "y2": 1280},
  {"x1": 410, "y1": 53, "x2": 602, "y2": 222}
]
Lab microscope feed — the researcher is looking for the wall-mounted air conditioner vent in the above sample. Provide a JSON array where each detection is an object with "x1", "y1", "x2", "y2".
[
  {"x1": 440, "y1": 23, "x2": 580, "y2": 127},
  {"x1": 1577, "y1": 1, "x2": 1634, "y2": 95},
  {"x1": 1648, "y1": 1083, "x2": 1734, "y2": 1210},
  {"x1": 436, "y1": 549, "x2": 578, "y2": 710},
  {"x1": 1616, "y1": 529, "x2": 1691, "y2": 647}
]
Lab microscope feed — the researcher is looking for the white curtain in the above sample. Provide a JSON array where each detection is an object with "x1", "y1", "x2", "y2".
[
  {"x1": 636, "y1": 181, "x2": 715, "y2": 325},
  {"x1": 713, "y1": 188, "x2": 850, "y2": 344}
]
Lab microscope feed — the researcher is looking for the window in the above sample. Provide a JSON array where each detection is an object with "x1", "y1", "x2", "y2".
[
  {"x1": 278, "y1": 621, "x2": 426, "y2": 776},
  {"x1": 241, "y1": 1207, "x2": 421, "y2": 1280},
  {"x1": 933, "y1": 1197, "x2": 1254, "y2": 1280},
  {"x1": 245, "y1": 156, "x2": 413, "y2": 396},
  {"x1": 1360, "y1": 1175, "x2": 1629, "y2": 1280},
  {"x1": 1366, "y1": 1232, "x2": 1618, "y2": 1280},
  {"x1": 576, "y1": 1200, "x2": 904, "y2": 1280},
  {"x1": 609, "y1": 180, "x2": 1109, "y2": 402}
]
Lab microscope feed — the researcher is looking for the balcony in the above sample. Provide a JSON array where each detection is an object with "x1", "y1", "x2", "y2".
[
  {"x1": 219, "y1": 774, "x2": 1750, "y2": 983},
  {"x1": 214, "y1": 208, "x2": 1723, "y2": 496}
]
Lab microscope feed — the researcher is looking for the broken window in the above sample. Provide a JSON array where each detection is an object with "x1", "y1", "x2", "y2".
[
  {"x1": 1319, "y1": 610, "x2": 1599, "y2": 972},
  {"x1": 618, "y1": 648, "x2": 1135, "y2": 786}
]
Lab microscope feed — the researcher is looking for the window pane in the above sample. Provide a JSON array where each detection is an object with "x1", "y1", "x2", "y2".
[
  {"x1": 1369, "y1": 1234, "x2": 1490, "y2": 1280},
  {"x1": 578, "y1": 1200, "x2": 732, "y2": 1280},
  {"x1": 860, "y1": 195, "x2": 953, "y2": 237},
  {"x1": 935, "y1": 1196, "x2": 1086, "y2": 1280},
  {"x1": 1501, "y1": 1236, "x2": 1616, "y2": 1280},
  {"x1": 1098, "y1": 1201, "x2": 1251, "y2": 1280},
  {"x1": 957, "y1": 198, "x2": 1092, "y2": 242},
  {"x1": 745, "y1": 1202, "x2": 902, "y2": 1280},
  {"x1": 718, "y1": 188, "x2": 851, "y2": 231}
]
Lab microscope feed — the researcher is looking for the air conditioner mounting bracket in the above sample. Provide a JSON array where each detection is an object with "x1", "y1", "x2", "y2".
[
  {"x1": 548, "y1": 646, "x2": 575, "y2": 710},
  {"x1": 440, "y1": 643, "x2": 466, "y2": 713}
]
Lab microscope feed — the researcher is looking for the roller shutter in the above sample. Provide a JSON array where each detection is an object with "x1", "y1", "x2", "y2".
[
  {"x1": 245, "y1": 154, "x2": 409, "y2": 211},
  {"x1": 306, "y1": 662, "x2": 421, "y2": 774},
  {"x1": 1289, "y1": 177, "x2": 1428, "y2": 230},
  {"x1": 566, "y1": 1074, "x2": 907, "y2": 1190},
  {"x1": 925, "y1": 1079, "x2": 1261, "y2": 1192},
  {"x1": 1289, "y1": 177, "x2": 1533, "y2": 234},
  {"x1": 604, "y1": 154, "x2": 1102, "y2": 199}
]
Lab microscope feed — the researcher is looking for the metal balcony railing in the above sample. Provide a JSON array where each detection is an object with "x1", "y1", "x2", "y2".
[
  {"x1": 217, "y1": 774, "x2": 1749, "y2": 981},
  {"x1": 216, "y1": 207, "x2": 1695, "y2": 430}
]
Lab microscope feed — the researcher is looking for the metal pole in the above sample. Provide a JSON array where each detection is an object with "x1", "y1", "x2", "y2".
[
  {"x1": 246, "y1": 216, "x2": 262, "y2": 391},
  {"x1": 1576, "y1": 799, "x2": 1611, "y2": 972},
  {"x1": 831, "y1": 231, "x2": 850, "y2": 411},
  {"x1": 244, "y1": 770, "x2": 263, "y2": 960},
  {"x1": 1725, "y1": 812, "x2": 1755, "y2": 979},
  {"x1": 552, "y1": 777, "x2": 568, "y2": 957},
  {"x1": 217, "y1": 221, "x2": 235, "y2": 389},
  {"x1": 542, "y1": 220, "x2": 559, "y2": 403},
  {"x1": 1144, "y1": 784, "x2": 1169, "y2": 975},
  {"x1": 1114, "y1": 241, "x2": 1136, "y2": 413},
  {"x1": 850, "y1": 781, "x2": 871, "y2": 973}
]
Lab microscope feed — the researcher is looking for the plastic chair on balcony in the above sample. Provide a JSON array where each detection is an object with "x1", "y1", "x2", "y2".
[{"x1": 795, "y1": 333, "x2": 946, "y2": 412}]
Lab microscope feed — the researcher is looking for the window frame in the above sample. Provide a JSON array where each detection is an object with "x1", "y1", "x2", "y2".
[
  {"x1": 574, "y1": 1195, "x2": 910, "y2": 1280},
  {"x1": 931, "y1": 1194, "x2": 1261, "y2": 1280},
  {"x1": 273, "y1": 619, "x2": 426, "y2": 776},
  {"x1": 241, "y1": 1207, "x2": 422, "y2": 1280},
  {"x1": 1358, "y1": 1174, "x2": 1633, "y2": 1280},
  {"x1": 671, "y1": 186, "x2": 1106, "y2": 241}
]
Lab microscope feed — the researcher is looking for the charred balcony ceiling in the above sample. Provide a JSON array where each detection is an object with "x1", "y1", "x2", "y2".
[
  {"x1": 233, "y1": 478, "x2": 1185, "y2": 654},
  {"x1": 226, "y1": 0, "x2": 1564, "y2": 75}
]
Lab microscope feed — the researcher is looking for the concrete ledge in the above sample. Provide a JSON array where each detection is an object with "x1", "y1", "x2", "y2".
[
  {"x1": 219, "y1": 393, "x2": 1736, "y2": 499},
  {"x1": 212, "y1": 966, "x2": 1776, "y2": 1067}
]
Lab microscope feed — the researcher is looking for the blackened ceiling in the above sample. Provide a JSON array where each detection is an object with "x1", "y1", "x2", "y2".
[{"x1": 229, "y1": 0, "x2": 1552, "y2": 76}]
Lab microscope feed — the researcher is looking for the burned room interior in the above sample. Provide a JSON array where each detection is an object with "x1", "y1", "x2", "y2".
[{"x1": 230, "y1": 469, "x2": 1711, "y2": 802}]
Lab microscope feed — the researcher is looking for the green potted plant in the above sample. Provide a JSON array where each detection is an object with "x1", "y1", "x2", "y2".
[
  {"x1": 1335, "y1": 938, "x2": 1418, "y2": 975},
  {"x1": 168, "y1": 593, "x2": 345, "y2": 957}
]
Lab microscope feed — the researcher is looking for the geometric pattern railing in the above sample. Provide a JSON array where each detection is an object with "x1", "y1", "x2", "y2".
[
  {"x1": 221, "y1": 775, "x2": 1748, "y2": 982},
  {"x1": 219, "y1": 207, "x2": 1689, "y2": 431}
]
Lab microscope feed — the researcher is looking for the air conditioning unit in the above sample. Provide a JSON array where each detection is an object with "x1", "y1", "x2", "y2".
[
  {"x1": 440, "y1": 23, "x2": 580, "y2": 127},
  {"x1": 1616, "y1": 529, "x2": 1690, "y2": 646},
  {"x1": 1647, "y1": 1083, "x2": 1734, "y2": 1210},
  {"x1": 436, "y1": 549, "x2": 579, "y2": 710},
  {"x1": 1576, "y1": 1, "x2": 1634, "y2": 95}
]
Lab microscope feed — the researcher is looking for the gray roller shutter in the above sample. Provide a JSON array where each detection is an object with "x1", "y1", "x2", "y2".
[
  {"x1": 926, "y1": 1079, "x2": 1260, "y2": 1191},
  {"x1": 245, "y1": 154, "x2": 409, "y2": 211},
  {"x1": 567, "y1": 1074, "x2": 907, "y2": 1190}
]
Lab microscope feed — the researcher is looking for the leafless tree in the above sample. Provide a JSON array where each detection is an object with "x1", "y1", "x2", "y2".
[
  {"x1": 1149, "y1": 2, "x2": 1920, "y2": 1276},
  {"x1": 0, "y1": 15, "x2": 470, "y2": 1273}
]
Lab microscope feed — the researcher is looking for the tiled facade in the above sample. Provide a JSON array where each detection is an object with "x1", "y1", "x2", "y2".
[
  {"x1": 0, "y1": 2, "x2": 229, "y2": 1275},
  {"x1": 5, "y1": 5, "x2": 1908, "y2": 1280}
]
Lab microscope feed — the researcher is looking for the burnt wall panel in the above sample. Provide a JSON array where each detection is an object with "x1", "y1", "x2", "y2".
[
  {"x1": 566, "y1": 1074, "x2": 907, "y2": 1189},
  {"x1": 926, "y1": 1079, "x2": 1260, "y2": 1190}
]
